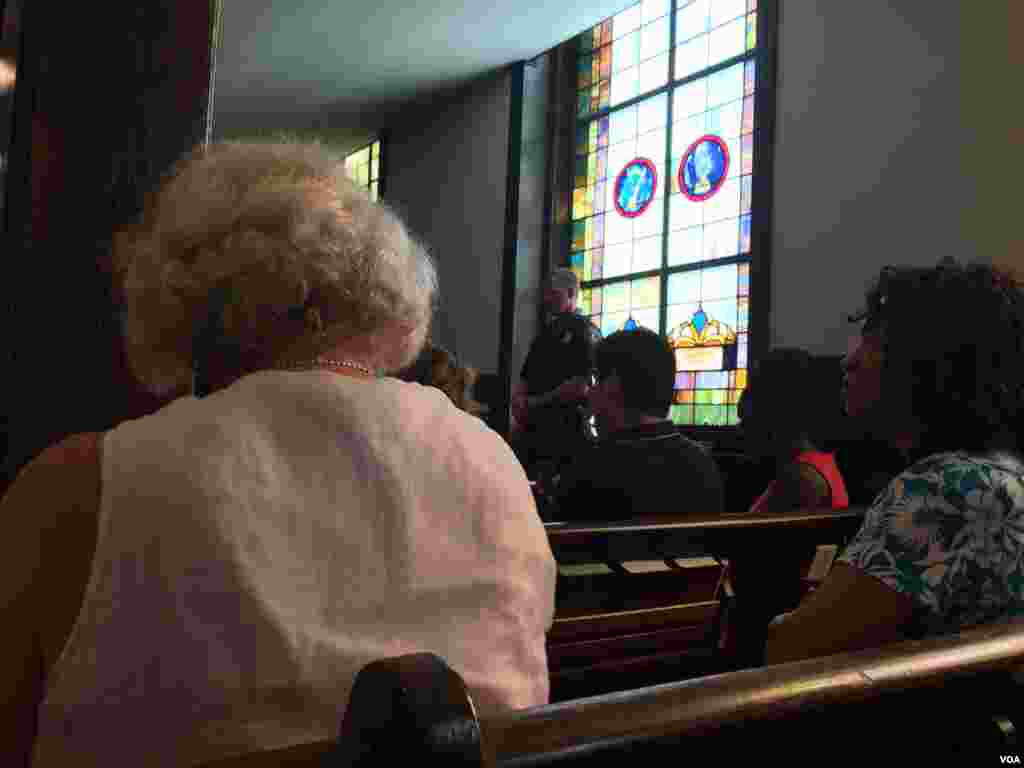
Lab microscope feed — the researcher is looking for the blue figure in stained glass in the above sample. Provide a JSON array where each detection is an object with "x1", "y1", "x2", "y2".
[
  {"x1": 613, "y1": 158, "x2": 657, "y2": 218},
  {"x1": 692, "y1": 306, "x2": 708, "y2": 335},
  {"x1": 623, "y1": 316, "x2": 638, "y2": 331},
  {"x1": 680, "y1": 135, "x2": 729, "y2": 202}
]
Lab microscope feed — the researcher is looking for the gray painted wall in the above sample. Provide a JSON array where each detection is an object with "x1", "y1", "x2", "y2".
[
  {"x1": 770, "y1": 0, "x2": 962, "y2": 356},
  {"x1": 384, "y1": 69, "x2": 512, "y2": 373}
]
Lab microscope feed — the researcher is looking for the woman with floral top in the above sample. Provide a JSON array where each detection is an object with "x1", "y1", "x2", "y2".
[{"x1": 767, "y1": 261, "x2": 1024, "y2": 663}]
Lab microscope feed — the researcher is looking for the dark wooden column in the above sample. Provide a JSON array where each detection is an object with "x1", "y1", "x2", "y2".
[{"x1": 1, "y1": 0, "x2": 222, "y2": 488}]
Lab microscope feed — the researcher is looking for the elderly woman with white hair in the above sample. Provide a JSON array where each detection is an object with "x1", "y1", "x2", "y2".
[{"x1": 0, "y1": 141, "x2": 555, "y2": 767}]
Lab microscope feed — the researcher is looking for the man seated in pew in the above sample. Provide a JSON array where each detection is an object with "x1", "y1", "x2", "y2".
[
  {"x1": 552, "y1": 327, "x2": 724, "y2": 520},
  {"x1": 766, "y1": 261, "x2": 1024, "y2": 664},
  {"x1": 0, "y1": 141, "x2": 556, "y2": 767},
  {"x1": 738, "y1": 348, "x2": 849, "y2": 513}
]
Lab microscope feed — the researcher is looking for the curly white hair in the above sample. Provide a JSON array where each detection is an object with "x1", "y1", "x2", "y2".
[{"x1": 115, "y1": 140, "x2": 437, "y2": 396}]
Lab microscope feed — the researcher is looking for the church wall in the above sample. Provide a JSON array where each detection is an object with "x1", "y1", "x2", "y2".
[
  {"x1": 769, "y1": 0, "x2": 964, "y2": 355},
  {"x1": 384, "y1": 68, "x2": 513, "y2": 374}
]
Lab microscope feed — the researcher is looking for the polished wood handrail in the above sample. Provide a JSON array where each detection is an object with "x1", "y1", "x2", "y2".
[
  {"x1": 482, "y1": 621, "x2": 1024, "y2": 763},
  {"x1": 203, "y1": 622, "x2": 1024, "y2": 766}
]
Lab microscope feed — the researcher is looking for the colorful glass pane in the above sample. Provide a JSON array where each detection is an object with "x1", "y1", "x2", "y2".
[
  {"x1": 574, "y1": 155, "x2": 587, "y2": 187},
  {"x1": 345, "y1": 141, "x2": 381, "y2": 198},
  {"x1": 744, "y1": 59, "x2": 756, "y2": 95},
  {"x1": 675, "y1": 346, "x2": 724, "y2": 372},
  {"x1": 614, "y1": 3, "x2": 643, "y2": 38},
  {"x1": 573, "y1": 0, "x2": 762, "y2": 428},
  {"x1": 638, "y1": 53, "x2": 670, "y2": 94},
  {"x1": 676, "y1": 0, "x2": 711, "y2": 42},
  {"x1": 671, "y1": 405, "x2": 694, "y2": 425},
  {"x1": 614, "y1": 158, "x2": 658, "y2": 217},
  {"x1": 614, "y1": 32, "x2": 639, "y2": 74},
  {"x1": 740, "y1": 174, "x2": 752, "y2": 213},
  {"x1": 740, "y1": 213, "x2": 752, "y2": 253},
  {"x1": 741, "y1": 95, "x2": 754, "y2": 134},
  {"x1": 644, "y1": 0, "x2": 671, "y2": 24},
  {"x1": 737, "y1": 296, "x2": 749, "y2": 331},
  {"x1": 710, "y1": 0, "x2": 746, "y2": 27},
  {"x1": 674, "y1": 1, "x2": 758, "y2": 85},
  {"x1": 579, "y1": 54, "x2": 593, "y2": 89},
  {"x1": 584, "y1": 275, "x2": 662, "y2": 335},
  {"x1": 708, "y1": 17, "x2": 745, "y2": 67},
  {"x1": 641, "y1": 16, "x2": 671, "y2": 58},
  {"x1": 679, "y1": 135, "x2": 729, "y2": 201}
]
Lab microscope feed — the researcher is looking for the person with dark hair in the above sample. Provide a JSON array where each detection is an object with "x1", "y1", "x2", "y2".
[
  {"x1": 552, "y1": 328, "x2": 724, "y2": 521},
  {"x1": 739, "y1": 348, "x2": 849, "y2": 514},
  {"x1": 767, "y1": 261, "x2": 1024, "y2": 664},
  {"x1": 396, "y1": 343, "x2": 485, "y2": 417}
]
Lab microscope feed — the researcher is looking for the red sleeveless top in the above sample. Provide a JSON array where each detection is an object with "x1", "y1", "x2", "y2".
[{"x1": 749, "y1": 450, "x2": 849, "y2": 514}]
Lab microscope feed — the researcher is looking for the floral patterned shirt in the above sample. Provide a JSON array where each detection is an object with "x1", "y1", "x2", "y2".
[{"x1": 838, "y1": 451, "x2": 1024, "y2": 636}]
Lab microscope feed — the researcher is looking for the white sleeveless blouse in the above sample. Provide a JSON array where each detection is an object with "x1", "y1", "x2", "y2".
[{"x1": 32, "y1": 371, "x2": 555, "y2": 767}]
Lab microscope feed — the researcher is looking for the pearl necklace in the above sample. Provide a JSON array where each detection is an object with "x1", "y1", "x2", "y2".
[{"x1": 278, "y1": 358, "x2": 373, "y2": 376}]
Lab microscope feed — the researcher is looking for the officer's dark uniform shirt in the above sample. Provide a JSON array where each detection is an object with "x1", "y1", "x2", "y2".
[{"x1": 519, "y1": 311, "x2": 602, "y2": 440}]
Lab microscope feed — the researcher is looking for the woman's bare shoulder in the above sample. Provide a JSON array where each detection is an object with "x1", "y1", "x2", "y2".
[
  {"x1": 1, "y1": 432, "x2": 104, "y2": 674},
  {"x1": 32, "y1": 431, "x2": 103, "y2": 468}
]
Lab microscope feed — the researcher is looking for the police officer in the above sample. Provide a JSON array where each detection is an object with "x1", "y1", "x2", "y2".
[{"x1": 512, "y1": 268, "x2": 601, "y2": 476}]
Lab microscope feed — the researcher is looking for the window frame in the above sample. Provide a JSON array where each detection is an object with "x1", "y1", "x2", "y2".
[
  {"x1": 558, "y1": 0, "x2": 778, "y2": 437},
  {"x1": 344, "y1": 138, "x2": 384, "y2": 201}
]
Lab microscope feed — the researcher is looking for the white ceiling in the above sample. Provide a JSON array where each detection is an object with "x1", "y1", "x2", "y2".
[{"x1": 213, "y1": 0, "x2": 636, "y2": 150}]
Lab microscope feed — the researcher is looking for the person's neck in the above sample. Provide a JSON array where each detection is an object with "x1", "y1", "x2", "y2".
[
  {"x1": 774, "y1": 435, "x2": 816, "y2": 466},
  {"x1": 196, "y1": 344, "x2": 374, "y2": 396}
]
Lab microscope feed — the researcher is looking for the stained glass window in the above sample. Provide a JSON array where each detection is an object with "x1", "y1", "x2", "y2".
[
  {"x1": 344, "y1": 140, "x2": 381, "y2": 201},
  {"x1": 571, "y1": 0, "x2": 767, "y2": 427}
]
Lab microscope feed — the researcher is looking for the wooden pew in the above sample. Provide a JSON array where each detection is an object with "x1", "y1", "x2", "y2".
[
  {"x1": 329, "y1": 623, "x2": 1024, "y2": 765},
  {"x1": 199, "y1": 624, "x2": 1024, "y2": 766},
  {"x1": 545, "y1": 507, "x2": 865, "y2": 697}
]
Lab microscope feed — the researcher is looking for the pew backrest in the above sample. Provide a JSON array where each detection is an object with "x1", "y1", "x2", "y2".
[
  {"x1": 334, "y1": 622, "x2": 1024, "y2": 765},
  {"x1": 545, "y1": 507, "x2": 865, "y2": 564}
]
